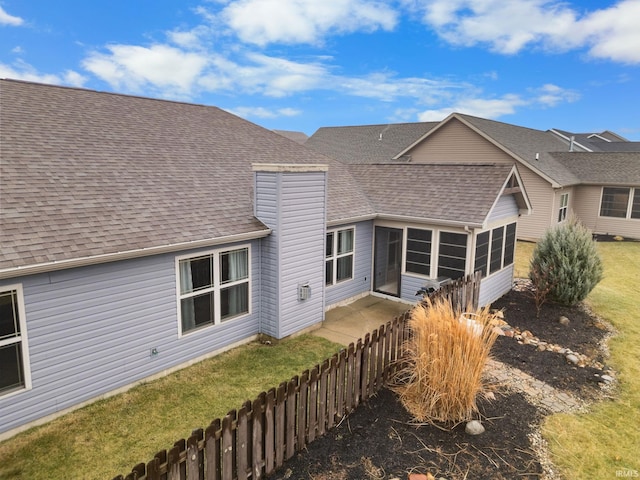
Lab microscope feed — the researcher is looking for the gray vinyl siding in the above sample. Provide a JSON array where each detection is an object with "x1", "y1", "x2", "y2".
[
  {"x1": 400, "y1": 274, "x2": 424, "y2": 303},
  {"x1": 254, "y1": 170, "x2": 327, "y2": 339},
  {"x1": 255, "y1": 172, "x2": 280, "y2": 337},
  {"x1": 325, "y1": 221, "x2": 373, "y2": 308},
  {"x1": 0, "y1": 241, "x2": 262, "y2": 436},
  {"x1": 278, "y1": 172, "x2": 326, "y2": 338},
  {"x1": 488, "y1": 195, "x2": 518, "y2": 222},
  {"x1": 479, "y1": 265, "x2": 515, "y2": 306}
]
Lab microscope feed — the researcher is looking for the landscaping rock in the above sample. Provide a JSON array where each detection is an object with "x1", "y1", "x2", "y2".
[
  {"x1": 465, "y1": 420, "x2": 485, "y2": 435},
  {"x1": 558, "y1": 316, "x2": 570, "y2": 326},
  {"x1": 600, "y1": 374, "x2": 614, "y2": 383},
  {"x1": 566, "y1": 354, "x2": 579, "y2": 365}
]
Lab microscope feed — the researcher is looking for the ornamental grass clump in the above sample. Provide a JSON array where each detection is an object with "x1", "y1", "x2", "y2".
[{"x1": 393, "y1": 298, "x2": 499, "y2": 424}]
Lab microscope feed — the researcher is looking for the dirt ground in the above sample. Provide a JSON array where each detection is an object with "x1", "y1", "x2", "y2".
[{"x1": 268, "y1": 286, "x2": 614, "y2": 480}]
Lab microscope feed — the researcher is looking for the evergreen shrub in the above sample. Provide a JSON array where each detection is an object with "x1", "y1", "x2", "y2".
[{"x1": 529, "y1": 216, "x2": 603, "y2": 307}]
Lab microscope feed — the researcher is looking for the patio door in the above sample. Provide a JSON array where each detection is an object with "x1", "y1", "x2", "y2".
[{"x1": 374, "y1": 227, "x2": 402, "y2": 297}]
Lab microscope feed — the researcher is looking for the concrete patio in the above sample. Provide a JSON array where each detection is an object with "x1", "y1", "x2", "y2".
[{"x1": 313, "y1": 295, "x2": 414, "y2": 346}]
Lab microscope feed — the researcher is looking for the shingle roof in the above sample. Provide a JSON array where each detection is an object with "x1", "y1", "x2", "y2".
[
  {"x1": 347, "y1": 163, "x2": 515, "y2": 226},
  {"x1": 273, "y1": 130, "x2": 308, "y2": 144},
  {"x1": 0, "y1": 80, "x2": 371, "y2": 272},
  {"x1": 549, "y1": 152, "x2": 640, "y2": 186},
  {"x1": 305, "y1": 122, "x2": 439, "y2": 164},
  {"x1": 453, "y1": 114, "x2": 581, "y2": 186}
]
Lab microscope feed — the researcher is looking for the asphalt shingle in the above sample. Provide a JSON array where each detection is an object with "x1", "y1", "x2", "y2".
[{"x1": 0, "y1": 80, "x2": 371, "y2": 271}]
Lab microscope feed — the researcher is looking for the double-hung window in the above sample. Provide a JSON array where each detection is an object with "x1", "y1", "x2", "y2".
[
  {"x1": 600, "y1": 187, "x2": 640, "y2": 219},
  {"x1": 0, "y1": 286, "x2": 31, "y2": 396},
  {"x1": 326, "y1": 227, "x2": 354, "y2": 285},
  {"x1": 558, "y1": 193, "x2": 569, "y2": 223},
  {"x1": 178, "y1": 246, "x2": 250, "y2": 335}
]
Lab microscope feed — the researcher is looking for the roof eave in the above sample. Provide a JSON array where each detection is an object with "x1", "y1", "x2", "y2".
[{"x1": 0, "y1": 229, "x2": 272, "y2": 280}]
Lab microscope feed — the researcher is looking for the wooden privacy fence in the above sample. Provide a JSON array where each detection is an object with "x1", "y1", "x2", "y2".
[
  {"x1": 428, "y1": 271, "x2": 482, "y2": 313},
  {"x1": 113, "y1": 273, "x2": 480, "y2": 480}
]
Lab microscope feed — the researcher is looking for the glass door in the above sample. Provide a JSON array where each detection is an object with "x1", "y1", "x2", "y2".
[{"x1": 373, "y1": 227, "x2": 403, "y2": 297}]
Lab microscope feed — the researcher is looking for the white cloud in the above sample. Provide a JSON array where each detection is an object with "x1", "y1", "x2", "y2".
[
  {"x1": 217, "y1": 0, "x2": 398, "y2": 46},
  {"x1": 418, "y1": 94, "x2": 526, "y2": 121},
  {"x1": 0, "y1": 6, "x2": 24, "y2": 26},
  {"x1": 82, "y1": 44, "x2": 209, "y2": 96},
  {"x1": 417, "y1": 84, "x2": 579, "y2": 121},
  {"x1": 228, "y1": 106, "x2": 302, "y2": 119},
  {"x1": 0, "y1": 61, "x2": 87, "y2": 87},
  {"x1": 405, "y1": 0, "x2": 640, "y2": 63},
  {"x1": 577, "y1": 0, "x2": 640, "y2": 63}
]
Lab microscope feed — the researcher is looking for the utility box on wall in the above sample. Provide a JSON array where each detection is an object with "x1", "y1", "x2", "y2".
[{"x1": 298, "y1": 283, "x2": 311, "y2": 301}]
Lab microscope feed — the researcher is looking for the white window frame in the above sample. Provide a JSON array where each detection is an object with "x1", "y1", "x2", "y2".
[
  {"x1": 176, "y1": 245, "x2": 251, "y2": 337},
  {"x1": 0, "y1": 284, "x2": 32, "y2": 398},
  {"x1": 474, "y1": 223, "x2": 517, "y2": 279},
  {"x1": 599, "y1": 187, "x2": 640, "y2": 220},
  {"x1": 326, "y1": 226, "x2": 355, "y2": 286},
  {"x1": 404, "y1": 227, "x2": 433, "y2": 278},
  {"x1": 436, "y1": 230, "x2": 469, "y2": 280},
  {"x1": 558, "y1": 193, "x2": 569, "y2": 223}
]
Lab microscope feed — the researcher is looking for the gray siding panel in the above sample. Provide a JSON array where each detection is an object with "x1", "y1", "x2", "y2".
[
  {"x1": 255, "y1": 172, "x2": 280, "y2": 337},
  {"x1": 400, "y1": 274, "x2": 425, "y2": 303},
  {"x1": 325, "y1": 221, "x2": 373, "y2": 308},
  {"x1": 0, "y1": 241, "x2": 261, "y2": 435},
  {"x1": 488, "y1": 195, "x2": 519, "y2": 223},
  {"x1": 278, "y1": 173, "x2": 326, "y2": 338},
  {"x1": 479, "y1": 265, "x2": 514, "y2": 306}
]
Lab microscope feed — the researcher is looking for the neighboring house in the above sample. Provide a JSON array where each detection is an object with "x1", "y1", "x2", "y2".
[
  {"x1": 307, "y1": 113, "x2": 640, "y2": 240},
  {"x1": 0, "y1": 80, "x2": 530, "y2": 438}
]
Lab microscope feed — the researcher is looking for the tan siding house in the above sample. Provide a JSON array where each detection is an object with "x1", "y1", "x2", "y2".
[{"x1": 307, "y1": 113, "x2": 640, "y2": 241}]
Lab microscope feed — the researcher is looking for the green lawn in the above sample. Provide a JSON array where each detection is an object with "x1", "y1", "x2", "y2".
[
  {"x1": 0, "y1": 335, "x2": 342, "y2": 480},
  {"x1": 542, "y1": 241, "x2": 640, "y2": 478}
]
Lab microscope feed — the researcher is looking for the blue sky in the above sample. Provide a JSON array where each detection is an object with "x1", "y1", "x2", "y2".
[{"x1": 2, "y1": 0, "x2": 639, "y2": 139}]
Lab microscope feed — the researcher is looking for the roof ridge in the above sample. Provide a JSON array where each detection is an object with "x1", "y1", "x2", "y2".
[{"x1": 0, "y1": 78, "x2": 218, "y2": 111}]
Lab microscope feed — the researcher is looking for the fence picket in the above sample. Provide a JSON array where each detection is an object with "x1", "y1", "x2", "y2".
[
  {"x1": 187, "y1": 429, "x2": 203, "y2": 480},
  {"x1": 336, "y1": 350, "x2": 346, "y2": 420},
  {"x1": 354, "y1": 339, "x2": 362, "y2": 408},
  {"x1": 221, "y1": 413, "x2": 234, "y2": 480},
  {"x1": 264, "y1": 389, "x2": 275, "y2": 476},
  {"x1": 205, "y1": 419, "x2": 221, "y2": 480},
  {"x1": 297, "y1": 371, "x2": 309, "y2": 451},
  {"x1": 275, "y1": 383, "x2": 286, "y2": 469},
  {"x1": 236, "y1": 406, "x2": 249, "y2": 480},
  {"x1": 285, "y1": 377, "x2": 297, "y2": 461},
  {"x1": 346, "y1": 344, "x2": 355, "y2": 413},
  {"x1": 308, "y1": 367, "x2": 319, "y2": 443},
  {"x1": 252, "y1": 394, "x2": 265, "y2": 480},
  {"x1": 318, "y1": 359, "x2": 329, "y2": 436}
]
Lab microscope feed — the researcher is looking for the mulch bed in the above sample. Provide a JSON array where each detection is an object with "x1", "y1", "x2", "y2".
[{"x1": 269, "y1": 287, "x2": 614, "y2": 480}]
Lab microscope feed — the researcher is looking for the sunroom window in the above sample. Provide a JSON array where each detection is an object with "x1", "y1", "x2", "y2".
[
  {"x1": 405, "y1": 228, "x2": 432, "y2": 276},
  {"x1": 178, "y1": 247, "x2": 250, "y2": 335},
  {"x1": 437, "y1": 232, "x2": 467, "y2": 280},
  {"x1": 474, "y1": 223, "x2": 516, "y2": 278}
]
